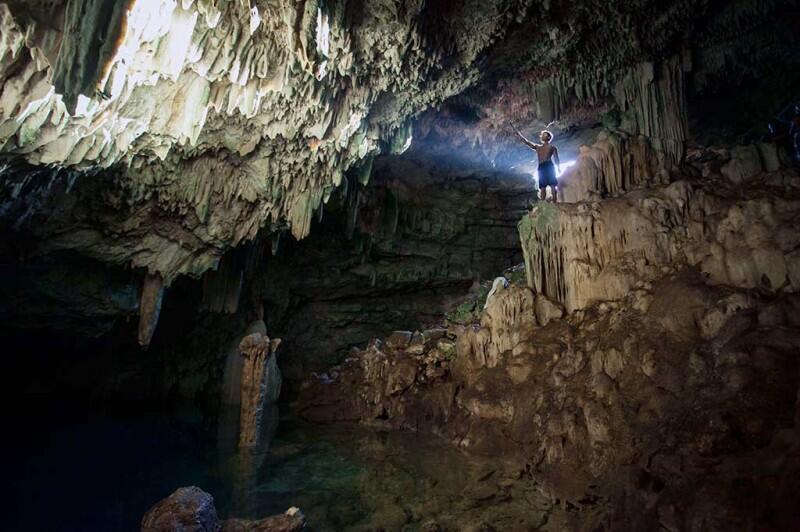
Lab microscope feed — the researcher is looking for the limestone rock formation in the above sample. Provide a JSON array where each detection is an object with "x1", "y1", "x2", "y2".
[
  {"x1": 3, "y1": 1, "x2": 800, "y2": 529},
  {"x1": 296, "y1": 57, "x2": 800, "y2": 524},
  {"x1": 297, "y1": 272, "x2": 800, "y2": 528},
  {"x1": 0, "y1": 0, "x2": 536, "y2": 282},
  {"x1": 2, "y1": 0, "x2": 794, "y2": 286},
  {"x1": 260, "y1": 156, "x2": 533, "y2": 385},
  {"x1": 238, "y1": 325, "x2": 281, "y2": 447},
  {"x1": 138, "y1": 273, "x2": 164, "y2": 348},
  {"x1": 520, "y1": 148, "x2": 800, "y2": 312},
  {"x1": 141, "y1": 486, "x2": 305, "y2": 532}
]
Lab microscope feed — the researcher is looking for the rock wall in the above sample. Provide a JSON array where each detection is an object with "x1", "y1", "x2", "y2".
[
  {"x1": 521, "y1": 147, "x2": 800, "y2": 312},
  {"x1": 260, "y1": 149, "x2": 534, "y2": 386}
]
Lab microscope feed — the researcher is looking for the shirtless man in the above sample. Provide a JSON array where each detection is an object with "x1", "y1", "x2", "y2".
[{"x1": 516, "y1": 129, "x2": 561, "y2": 202}]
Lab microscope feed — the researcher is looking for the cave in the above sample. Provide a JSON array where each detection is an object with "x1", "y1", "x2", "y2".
[{"x1": 2, "y1": 0, "x2": 800, "y2": 530}]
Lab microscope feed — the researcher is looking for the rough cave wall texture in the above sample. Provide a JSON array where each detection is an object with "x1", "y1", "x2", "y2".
[
  {"x1": 1, "y1": 0, "x2": 796, "y2": 286},
  {"x1": 1, "y1": 1, "x2": 800, "y2": 528},
  {"x1": 260, "y1": 146, "x2": 533, "y2": 386}
]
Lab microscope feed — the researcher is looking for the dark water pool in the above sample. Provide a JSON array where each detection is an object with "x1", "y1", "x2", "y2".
[{"x1": 6, "y1": 402, "x2": 550, "y2": 531}]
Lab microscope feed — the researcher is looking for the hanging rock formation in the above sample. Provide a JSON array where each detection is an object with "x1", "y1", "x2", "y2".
[
  {"x1": 2, "y1": 0, "x2": 794, "y2": 287},
  {"x1": 0, "y1": 0, "x2": 537, "y2": 282},
  {"x1": 137, "y1": 272, "x2": 164, "y2": 348}
]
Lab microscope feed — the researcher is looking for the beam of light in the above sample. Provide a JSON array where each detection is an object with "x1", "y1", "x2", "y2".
[
  {"x1": 74, "y1": 94, "x2": 98, "y2": 117},
  {"x1": 99, "y1": 0, "x2": 178, "y2": 101},
  {"x1": 556, "y1": 160, "x2": 576, "y2": 177},
  {"x1": 315, "y1": 6, "x2": 330, "y2": 79},
  {"x1": 249, "y1": 5, "x2": 261, "y2": 35}
]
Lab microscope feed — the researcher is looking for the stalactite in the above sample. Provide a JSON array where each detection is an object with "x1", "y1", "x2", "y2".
[
  {"x1": 557, "y1": 56, "x2": 688, "y2": 203},
  {"x1": 52, "y1": 0, "x2": 133, "y2": 112},
  {"x1": 200, "y1": 253, "x2": 244, "y2": 314},
  {"x1": 137, "y1": 272, "x2": 164, "y2": 348},
  {"x1": 271, "y1": 232, "x2": 281, "y2": 256},
  {"x1": 613, "y1": 55, "x2": 689, "y2": 172}
]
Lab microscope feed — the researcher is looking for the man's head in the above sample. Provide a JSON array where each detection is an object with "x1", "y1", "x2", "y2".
[{"x1": 540, "y1": 130, "x2": 553, "y2": 143}]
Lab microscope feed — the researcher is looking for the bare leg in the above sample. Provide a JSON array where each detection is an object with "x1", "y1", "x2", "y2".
[{"x1": 540, "y1": 187, "x2": 547, "y2": 201}]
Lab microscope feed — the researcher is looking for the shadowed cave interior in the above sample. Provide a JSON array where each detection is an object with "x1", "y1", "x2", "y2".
[{"x1": 1, "y1": 1, "x2": 800, "y2": 530}]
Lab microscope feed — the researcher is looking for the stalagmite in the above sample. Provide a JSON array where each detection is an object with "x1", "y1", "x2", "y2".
[{"x1": 237, "y1": 329, "x2": 281, "y2": 448}]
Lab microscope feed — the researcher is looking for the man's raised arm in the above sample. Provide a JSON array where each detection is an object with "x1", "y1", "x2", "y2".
[{"x1": 515, "y1": 130, "x2": 540, "y2": 150}]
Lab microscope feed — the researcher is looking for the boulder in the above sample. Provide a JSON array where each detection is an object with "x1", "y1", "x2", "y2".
[
  {"x1": 141, "y1": 487, "x2": 220, "y2": 532},
  {"x1": 721, "y1": 145, "x2": 762, "y2": 183},
  {"x1": 535, "y1": 294, "x2": 564, "y2": 326},
  {"x1": 385, "y1": 331, "x2": 413, "y2": 350},
  {"x1": 141, "y1": 487, "x2": 305, "y2": 532}
]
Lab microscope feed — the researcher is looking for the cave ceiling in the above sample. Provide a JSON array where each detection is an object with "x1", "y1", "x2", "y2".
[{"x1": 0, "y1": 0, "x2": 795, "y2": 281}]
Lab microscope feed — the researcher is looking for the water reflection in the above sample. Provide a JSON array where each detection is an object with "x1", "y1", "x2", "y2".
[
  {"x1": 219, "y1": 415, "x2": 552, "y2": 531},
  {"x1": 9, "y1": 403, "x2": 552, "y2": 531},
  {"x1": 217, "y1": 404, "x2": 280, "y2": 518}
]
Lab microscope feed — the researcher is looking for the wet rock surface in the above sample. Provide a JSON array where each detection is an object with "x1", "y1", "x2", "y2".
[{"x1": 141, "y1": 486, "x2": 220, "y2": 532}]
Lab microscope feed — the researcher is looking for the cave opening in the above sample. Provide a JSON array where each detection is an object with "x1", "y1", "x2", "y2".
[{"x1": 2, "y1": 1, "x2": 800, "y2": 531}]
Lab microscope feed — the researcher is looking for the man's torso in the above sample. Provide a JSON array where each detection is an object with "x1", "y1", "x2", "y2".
[{"x1": 535, "y1": 144, "x2": 556, "y2": 164}]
